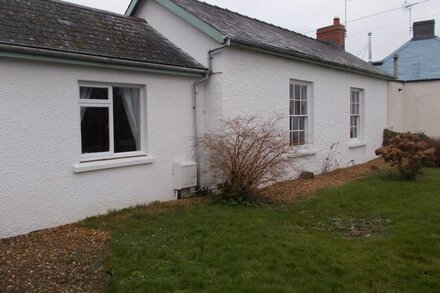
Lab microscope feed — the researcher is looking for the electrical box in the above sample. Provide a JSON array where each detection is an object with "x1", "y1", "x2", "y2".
[{"x1": 173, "y1": 161, "x2": 197, "y2": 190}]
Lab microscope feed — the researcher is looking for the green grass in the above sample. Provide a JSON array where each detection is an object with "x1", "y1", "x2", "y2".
[{"x1": 81, "y1": 169, "x2": 440, "y2": 292}]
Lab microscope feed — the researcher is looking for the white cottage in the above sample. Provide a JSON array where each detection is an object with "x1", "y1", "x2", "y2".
[
  {"x1": 1, "y1": 0, "x2": 390, "y2": 238},
  {"x1": 127, "y1": 0, "x2": 391, "y2": 185}
]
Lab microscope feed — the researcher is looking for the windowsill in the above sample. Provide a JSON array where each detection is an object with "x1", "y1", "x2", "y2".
[
  {"x1": 73, "y1": 156, "x2": 155, "y2": 173},
  {"x1": 288, "y1": 146, "x2": 318, "y2": 158},
  {"x1": 348, "y1": 142, "x2": 367, "y2": 149}
]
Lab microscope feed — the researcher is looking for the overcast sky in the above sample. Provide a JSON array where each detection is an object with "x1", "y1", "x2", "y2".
[{"x1": 68, "y1": 0, "x2": 440, "y2": 61}]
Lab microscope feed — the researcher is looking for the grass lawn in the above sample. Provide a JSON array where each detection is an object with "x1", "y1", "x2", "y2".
[{"x1": 82, "y1": 168, "x2": 440, "y2": 292}]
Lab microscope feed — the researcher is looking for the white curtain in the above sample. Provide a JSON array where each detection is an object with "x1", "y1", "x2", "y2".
[
  {"x1": 121, "y1": 88, "x2": 140, "y2": 150},
  {"x1": 80, "y1": 88, "x2": 92, "y2": 121}
]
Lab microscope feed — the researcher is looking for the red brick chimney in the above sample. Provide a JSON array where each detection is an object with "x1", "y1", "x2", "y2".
[{"x1": 317, "y1": 17, "x2": 346, "y2": 50}]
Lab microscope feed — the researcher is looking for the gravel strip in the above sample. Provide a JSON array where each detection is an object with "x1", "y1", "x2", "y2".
[
  {"x1": 0, "y1": 225, "x2": 110, "y2": 292},
  {"x1": 262, "y1": 158, "x2": 388, "y2": 203}
]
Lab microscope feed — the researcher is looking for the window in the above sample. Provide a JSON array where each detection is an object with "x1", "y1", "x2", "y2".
[
  {"x1": 350, "y1": 88, "x2": 363, "y2": 140},
  {"x1": 79, "y1": 84, "x2": 143, "y2": 161},
  {"x1": 289, "y1": 81, "x2": 310, "y2": 146}
]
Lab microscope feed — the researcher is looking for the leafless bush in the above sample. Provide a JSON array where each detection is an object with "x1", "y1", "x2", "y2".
[
  {"x1": 320, "y1": 142, "x2": 340, "y2": 174},
  {"x1": 317, "y1": 142, "x2": 340, "y2": 174},
  {"x1": 198, "y1": 115, "x2": 293, "y2": 200}
]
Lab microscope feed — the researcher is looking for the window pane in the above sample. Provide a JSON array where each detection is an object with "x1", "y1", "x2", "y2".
[
  {"x1": 299, "y1": 131, "x2": 305, "y2": 145},
  {"x1": 81, "y1": 107, "x2": 109, "y2": 154},
  {"x1": 294, "y1": 100, "x2": 301, "y2": 115},
  {"x1": 299, "y1": 117, "x2": 306, "y2": 130},
  {"x1": 301, "y1": 86, "x2": 307, "y2": 101},
  {"x1": 295, "y1": 85, "x2": 301, "y2": 100},
  {"x1": 300, "y1": 101, "x2": 307, "y2": 115},
  {"x1": 113, "y1": 88, "x2": 141, "y2": 153},
  {"x1": 293, "y1": 117, "x2": 299, "y2": 130},
  {"x1": 291, "y1": 132, "x2": 298, "y2": 146},
  {"x1": 290, "y1": 131, "x2": 306, "y2": 146},
  {"x1": 80, "y1": 87, "x2": 108, "y2": 100},
  {"x1": 350, "y1": 116, "x2": 359, "y2": 127},
  {"x1": 289, "y1": 100, "x2": 294, "y2": 115},
  {"x1": 351, "y1": 126, "x2": 358, "y2": 139}
]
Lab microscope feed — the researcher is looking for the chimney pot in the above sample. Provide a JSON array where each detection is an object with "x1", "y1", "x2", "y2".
[
  {"x1": 413, "y1": 20, "x2": 435, "y2": 40},
  {"x1": 317, "y1": 18, "x2": 346, "y2": 50}
]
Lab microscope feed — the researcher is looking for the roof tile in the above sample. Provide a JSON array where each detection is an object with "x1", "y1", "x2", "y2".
[
  {"x1": 168, "y1": 0, "x2": 390, "y2": 78},
  {"x1": 0, "y1": 0, "x2": 205, "y2": 70}
]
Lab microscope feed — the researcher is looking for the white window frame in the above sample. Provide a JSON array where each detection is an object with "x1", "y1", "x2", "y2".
[
  {"x1": 78, "y1": 82, "x2": 147, "y2": 163},
  {"x1": 289, "y1": 80, "x2": 314, "y2": 148},
  {"x1": 350, "y1": 88, "x2": 365, "y2": 143}
]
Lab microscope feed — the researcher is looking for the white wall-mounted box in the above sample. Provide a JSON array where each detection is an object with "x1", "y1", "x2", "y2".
[{"x1": 173, "y1": 161, "x2": 197, "y2": 190}]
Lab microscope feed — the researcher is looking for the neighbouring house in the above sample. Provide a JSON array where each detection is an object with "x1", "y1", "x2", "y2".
[
  {"x1": 374, "y1": 20, "x2": 440, "y2": 138},
  {"x1": 0, "y1": 0, "x2": 390, "y2": 238}
]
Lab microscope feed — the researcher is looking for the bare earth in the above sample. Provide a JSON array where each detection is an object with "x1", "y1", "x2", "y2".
[{"x1": 0, "y1": 158, "x2": 387, "y2": 292}]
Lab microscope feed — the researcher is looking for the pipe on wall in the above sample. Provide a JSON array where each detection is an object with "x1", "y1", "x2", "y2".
[{"x1": 192, "y1": 38, "x2": 231, "y2": 189}]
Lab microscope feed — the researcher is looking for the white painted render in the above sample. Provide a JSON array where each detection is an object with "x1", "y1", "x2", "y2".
[
  {"x1": 198, "y1": 47, "x2": 388, "y2": 186},
  {"x1": 134, "y1": 2, "x2": 388, "y2": 187},
  {"x1": 135, "y1": 0, "x2": 221, "y2": 67},
  {"x1": 388, "y1": 80, "x2": 440, "y2": 138},
  {"x1": 0, "y1": 58, "x2": 197, "y2": 238}
]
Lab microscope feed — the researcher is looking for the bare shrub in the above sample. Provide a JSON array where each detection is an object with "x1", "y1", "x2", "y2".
[
  {"x1": 320, "y1": 142, "x2": 340, "y2": 174},
  {"x1": 198, "y1": 116, "x2": 293, "y2": 200},
  {"x1": 376, "y1": 132, "x2": 436, "y2": 180}
]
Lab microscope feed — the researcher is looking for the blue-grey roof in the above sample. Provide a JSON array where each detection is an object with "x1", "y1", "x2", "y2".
[{"x1": 375, "y1": 37, "x2": 440, "y2": 81}]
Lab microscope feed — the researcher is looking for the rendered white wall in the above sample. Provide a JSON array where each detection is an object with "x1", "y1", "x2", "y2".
[
  {"x1": 135, "y1": 0, "x2": 220, "y2": 67},
  {"x1": 199, "y1": 47, "x2": 388, "y2": 186},
  {"x1": 388, "y1": 80, "x2": 440, "y2": 138},
  {"x1": 0, "y1": 58, "x2": 197, "y2": 238},
  {"x1": 134, "y1": 3, "x2": 388, "y2": 184}
]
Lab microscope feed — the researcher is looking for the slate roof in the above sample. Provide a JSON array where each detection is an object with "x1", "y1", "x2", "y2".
[
  {"x1": 128, "y1": 0, "x2": 391, "y2": 79},
  {"x1": 0, "y1": 0, "x2": 206, "y2": 72},
  {"x1": 374, "y1": 37, "x2": 440, "y2": 81}
]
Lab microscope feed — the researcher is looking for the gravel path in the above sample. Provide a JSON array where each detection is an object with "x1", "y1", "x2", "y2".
[
  {"x1": 0, "y1": 225, "x2": 110, "y2": 292},
  {"x1": 262, "y1": 158, "x2": 388, "y2": 203}
]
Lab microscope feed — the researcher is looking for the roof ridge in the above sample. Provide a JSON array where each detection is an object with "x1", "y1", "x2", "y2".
[
  {"x1": 176, "y1": 0, "x2": 321, "y2": 43},
  {"x1": 44, "y1": 0, "x2": 147, "y2": 23},
  {"x1": 379, "y1": 39, "x2": 418, "y2": 64},
  {"x1": 380, "y1": 35, "x2": 440, "y2": 63}
]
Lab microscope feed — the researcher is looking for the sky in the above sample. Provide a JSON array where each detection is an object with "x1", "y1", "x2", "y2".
[{"x1": 67, "y1": 0, "x2": 440, "y2": 61}]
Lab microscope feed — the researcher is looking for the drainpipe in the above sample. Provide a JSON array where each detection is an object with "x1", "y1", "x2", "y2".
[
  {"x1": 393, "y1": 54, "x2": 399, "y2": 80},
  {"x1": 193, "y1": 38, "x2": 231, "y2": 189}
]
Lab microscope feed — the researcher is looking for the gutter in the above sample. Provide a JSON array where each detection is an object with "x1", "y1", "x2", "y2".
[
  {"x1": 0, "y1": 43, "x2": 207, "y2": 76},
  {"x1": 193, "y1": 38, "x2": 231, "y2": 189},
  {"x1": 229, "y1": 39, "x2": 393, "y2": 80}
]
